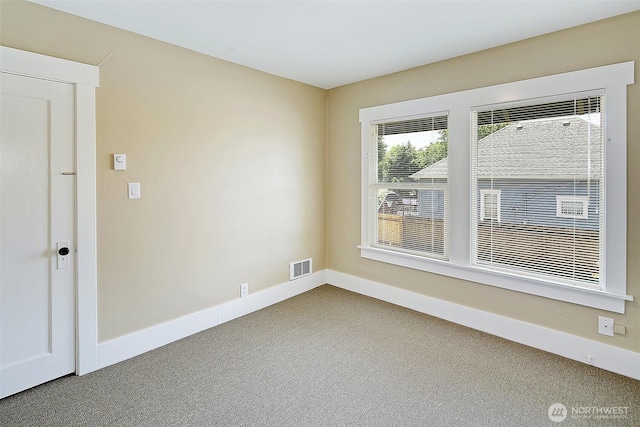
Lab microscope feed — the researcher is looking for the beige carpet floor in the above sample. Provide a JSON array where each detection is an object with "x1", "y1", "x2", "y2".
[{"x1": 1, "y1": 285, "x2": 638, "y2": 426}]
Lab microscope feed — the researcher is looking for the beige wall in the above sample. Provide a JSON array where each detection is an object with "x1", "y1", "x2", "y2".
[
  {"x1": 1, "y1": 1, "x2": 327, "y2": 341},
  {"x1": 1, "y1": 1, "x2": 638, "y2": 352},
  {"x1": 327, "y1": 11, "x2": 640, "y2": 351}
]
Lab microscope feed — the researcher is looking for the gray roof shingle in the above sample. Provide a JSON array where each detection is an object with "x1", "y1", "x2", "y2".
[{"x1": 410, "y1": 116, "x2": 602, "y2": 180}]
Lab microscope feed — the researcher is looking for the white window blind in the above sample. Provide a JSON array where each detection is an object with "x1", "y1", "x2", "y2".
[
  {"x1": 471, "y1": 93, "x2": 604, "y2": 288},
  {"x1": 370, "y1": 115, "x2": 449, "y2": 259}
]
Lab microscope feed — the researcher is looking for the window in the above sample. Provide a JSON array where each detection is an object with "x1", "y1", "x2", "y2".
[
  {"x1": 480, "y1": 190, "x2": 501, "y2": 222},
  {"x1": 370, "y1": 115, "x2": 449, "y2": 259},
  {"x1": 471, "y1": 94, "x2": 603, "y2": 287},
  {"x1": 556, "y1": 196, "x2": 589, "y2": 219},
  {"x1": 360, "y1": 62, "x2": 633, "y2": 313}
]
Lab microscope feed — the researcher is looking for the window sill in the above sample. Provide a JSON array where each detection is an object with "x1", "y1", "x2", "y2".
[{"x1": 359, "y1": 246, "x2": 632, "y2": 313}]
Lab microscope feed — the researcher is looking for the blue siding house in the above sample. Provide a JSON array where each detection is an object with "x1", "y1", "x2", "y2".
[{"x1": 410, "y1": 116, "x2": 602, "y2": 230}]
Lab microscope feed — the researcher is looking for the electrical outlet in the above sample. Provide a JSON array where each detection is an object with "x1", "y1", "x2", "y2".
[
  {"x1": 240, "y1": 283, "x2": 249, "y2": 298},
  {"x1": 598, "y1": 316, "x2": 614, "y2": 337}
]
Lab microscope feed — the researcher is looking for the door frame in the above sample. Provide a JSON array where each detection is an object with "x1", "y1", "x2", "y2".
[{"x1": 1, "y1": 46, "x2": 99, "y2": 375}]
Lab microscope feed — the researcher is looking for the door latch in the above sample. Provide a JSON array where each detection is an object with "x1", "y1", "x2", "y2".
[{"x1": 57, "y1": 241, "x2": 70, "y2": 269}]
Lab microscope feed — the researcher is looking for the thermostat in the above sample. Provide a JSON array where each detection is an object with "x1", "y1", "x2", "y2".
[{"x1": 114, "y1": 154, "x2": 126, "y2": 170}]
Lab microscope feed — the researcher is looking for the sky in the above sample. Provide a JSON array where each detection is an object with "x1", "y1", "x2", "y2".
[{"x1": 382, "y1": 130, "x2": 441, "y2": 149}]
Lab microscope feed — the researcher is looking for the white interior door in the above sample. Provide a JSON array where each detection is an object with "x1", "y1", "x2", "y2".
[{"x1": 0, "y1": 72, "x2": 75, "y2": 398}]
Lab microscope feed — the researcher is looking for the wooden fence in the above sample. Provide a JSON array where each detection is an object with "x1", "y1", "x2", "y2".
[
  {"x1": 378, "y1": 215, "x2": 600, "y2": 283},
  {"x1": 378, "y1": 214, "x2": 445, "y2": 255}
]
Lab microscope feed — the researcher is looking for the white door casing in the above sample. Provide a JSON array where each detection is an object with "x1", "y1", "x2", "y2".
[
  {"x1": 0, "y1": 47, "x2": 99, "y2": 396},
  {"x1": 1, "y1": 73, "x2": 76, "y2": 398}
]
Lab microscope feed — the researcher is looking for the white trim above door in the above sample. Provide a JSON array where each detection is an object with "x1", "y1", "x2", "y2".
[{"x1": 1, "y1": 46, "x2": 99, "y2": 376}]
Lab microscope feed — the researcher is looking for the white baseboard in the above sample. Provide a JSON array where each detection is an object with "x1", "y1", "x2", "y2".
[
  {"x1": 97, "y1": 270, "x2": 326, "y2": 370},
  {"x1": 95, "y1": 268, "x2": 639, "y2": 380},
  {"x1": 97, "y1": 305, "x2": 220, "y2": 369},
  {"x1": 217, "y1": 271, "x2": 326, "y2": 324},
  {"x1": 326, "y1": 269, "x2": 640, "y2": 380}
]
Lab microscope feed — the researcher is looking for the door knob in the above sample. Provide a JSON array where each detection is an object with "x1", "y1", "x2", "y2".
[{"x1": 56, "y1": 241, "x2": 70, "y2": 270}]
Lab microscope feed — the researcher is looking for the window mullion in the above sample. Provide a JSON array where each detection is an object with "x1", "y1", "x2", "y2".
[{"x1": 448, "y1": 108, "x2": 471, "y2": 266}]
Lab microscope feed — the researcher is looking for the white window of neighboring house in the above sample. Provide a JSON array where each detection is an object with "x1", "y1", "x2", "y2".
[
  {"x1": 359, "y1": 61, "x2": 633, "y2": 313},
  {"x1": 556, "y1": 196, "x2": 589, "y2": 219},
  {"x1": 480, "y1": 190, "x2": 501, "y2": 222}
]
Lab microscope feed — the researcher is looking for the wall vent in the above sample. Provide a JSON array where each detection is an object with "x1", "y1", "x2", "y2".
[{"x1": 290, "y1": 258, "x2": 312, "y2": 280}]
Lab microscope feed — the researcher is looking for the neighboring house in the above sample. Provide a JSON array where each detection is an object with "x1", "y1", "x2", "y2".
[
  {"x1": 409, "y1": 116, "x2": 602, "y2": 230},
  {"x1": 378, "y1": 191, "x2": 419, "y2": 215}
]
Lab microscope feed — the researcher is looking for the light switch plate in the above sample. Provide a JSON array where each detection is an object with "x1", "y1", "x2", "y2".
[
  {"x1": 114, "y1": 154, "x2": 126, "y2": 170},
  {"x1": 128, "y1": 182, "x2": 140, "y2": 199}
]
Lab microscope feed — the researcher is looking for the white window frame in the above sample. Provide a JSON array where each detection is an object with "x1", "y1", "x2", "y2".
[
  {"x1": 556, "y1": 195, "x2": 589, "y2": 219},
  {"x1": 359, "y1": 61, "x2": 634, "y2": 313},
  {"x1": 480, "y1": 189, "x2": 501, "y2": 222}
]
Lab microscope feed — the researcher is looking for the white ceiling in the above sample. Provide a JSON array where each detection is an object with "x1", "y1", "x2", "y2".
[{"x1": 30, "y1": 0, "x2": 640, "y2": 89}]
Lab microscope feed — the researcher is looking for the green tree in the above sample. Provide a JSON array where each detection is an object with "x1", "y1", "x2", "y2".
[
  {"x1": 416, "y1": 130, "x2": 448, "y2": 169},
  {"x1": 381, "y1": 141, "x2": 420, "y2": 183},
  {"x1": 377, "y1": 136, "x2": 387, "y2": 181},
  {"x1": 478, "y1": 123, "x2": 508, "y2": 140}
]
